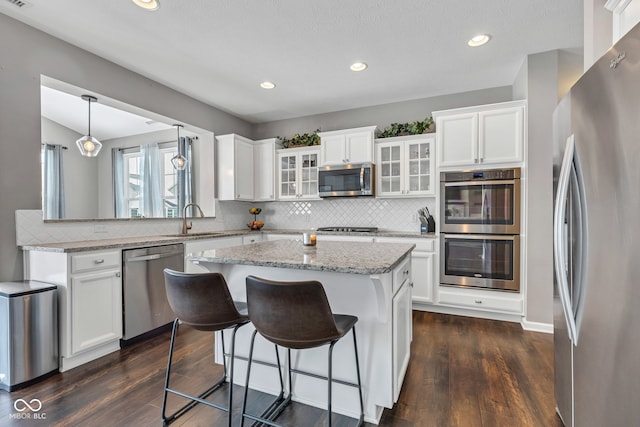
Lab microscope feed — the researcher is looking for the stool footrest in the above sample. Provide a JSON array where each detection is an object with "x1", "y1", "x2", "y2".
[{"x1": 163, "y1": 377, "x2": 227, "y2": 424}]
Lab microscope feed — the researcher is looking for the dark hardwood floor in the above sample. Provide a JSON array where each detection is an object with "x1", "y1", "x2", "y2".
[{"x1": 0, "y1": 312, "x2": 562, "y2": 427}]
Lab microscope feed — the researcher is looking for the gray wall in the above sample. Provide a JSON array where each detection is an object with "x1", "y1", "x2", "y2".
[
  {"x1": 252, "y1": 87, "x2": 513, "y2": 139},
  {"x1": 524, "y1": 49, "x2": 582, "y2": 325},
  {"x1": 0, "y1": 13, "x2": 251, "y2": 281}
]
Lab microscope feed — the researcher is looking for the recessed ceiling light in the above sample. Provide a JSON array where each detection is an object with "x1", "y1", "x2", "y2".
[
  {"x1": 131, "y1": 0, "x2": 160, "y2": 11},
  {"x1": 350, "y1": 62, "x2": 368, "y2": 72},
  {"x1": 468, "y1": 34, "x2": 491, "y2": 47},
  {"x1": 260, "y1": 81, "x2": 276, "y2": 89}
]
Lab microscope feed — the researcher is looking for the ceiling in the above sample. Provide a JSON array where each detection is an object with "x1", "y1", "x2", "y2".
[{"x1": 2, "y1": 0, "x2": 584, "y2": 124}]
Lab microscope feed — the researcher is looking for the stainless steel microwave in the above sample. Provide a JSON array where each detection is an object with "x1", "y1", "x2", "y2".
[{"x1": 318, "y1": 163, "x2": 375, "y2": 198}]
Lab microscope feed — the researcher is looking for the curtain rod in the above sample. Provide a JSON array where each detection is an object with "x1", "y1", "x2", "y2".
[{"x1": 42, "y1": 143, "x2": 68, "y2": 149}]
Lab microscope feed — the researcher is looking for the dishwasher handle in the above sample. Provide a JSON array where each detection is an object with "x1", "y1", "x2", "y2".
[{"x1": 126, "y1": 252, "x2": 183, "y2": 263}]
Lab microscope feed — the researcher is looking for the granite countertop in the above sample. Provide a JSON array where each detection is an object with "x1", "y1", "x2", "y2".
[
  {"x1": 188, "y1": 239, "x2": 415, "y2": 275},
  {"x1": 19, "y1": 228, "x2": 436, "y2": 253}
]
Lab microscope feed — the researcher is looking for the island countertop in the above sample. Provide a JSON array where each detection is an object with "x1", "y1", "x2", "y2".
[{"x1": 188, "y1": 239, "x2": 415, "y2": 275}]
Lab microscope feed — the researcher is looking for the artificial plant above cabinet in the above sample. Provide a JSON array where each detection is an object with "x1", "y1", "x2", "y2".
[
  {"x1": 318, "y1": 125, "x2": 377, "y2": 166},
  {"x1": 216, "y1": 134, "x2": 281, "y2": 201},
  {"x1": 375, "y1": 134, "x2": 435, "y2": 197},
  {"x1": 433, "y1": 100, "x2": 525, "y2": 168}
]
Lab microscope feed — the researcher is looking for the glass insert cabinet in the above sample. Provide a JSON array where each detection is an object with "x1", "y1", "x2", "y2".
[
  {"x1": 277, "y1": 146, "x2": 320, "y2": 200},
  {"x1": 375, "y1": 134, "x2": 435, "y2": 197}
]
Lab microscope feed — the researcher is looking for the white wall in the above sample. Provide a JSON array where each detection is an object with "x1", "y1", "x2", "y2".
[{"x1": 0, "y1": 13, "x2": 252, "y2": 280}]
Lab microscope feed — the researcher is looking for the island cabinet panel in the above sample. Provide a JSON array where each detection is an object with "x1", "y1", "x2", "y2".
[
  {"x1": 184, "y1": 236, "x2": 244, "y2": 273},
  {"x1": 24, "y1": 249, "x2": 122, "y2": 372},
  {"x1": 187, "y1": 239, "x2": 414, "y2": 424}
]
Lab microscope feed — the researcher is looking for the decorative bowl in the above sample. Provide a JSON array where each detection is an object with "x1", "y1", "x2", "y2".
[{"x1": 247, "y1": 221, "x2": 264, "y2": 231}]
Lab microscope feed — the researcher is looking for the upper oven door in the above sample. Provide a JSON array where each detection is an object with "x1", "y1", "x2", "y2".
[{"x1": 440, "y1": 178, "x2": 521, "y2": 234}]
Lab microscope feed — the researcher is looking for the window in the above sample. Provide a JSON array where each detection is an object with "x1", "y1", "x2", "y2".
[{"x1": 121, "y1": 144, "x2": 181, "y2": 218}]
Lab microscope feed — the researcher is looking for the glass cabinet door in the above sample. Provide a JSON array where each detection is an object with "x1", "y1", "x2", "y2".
[
  {"x1": 279, "y1": 154, "x2": 297, "y2": 198},
  {"x1": 407, "y1": 141, "x2": 432, "y2": 194},
  {"x1": 378, "y1": 143, "x2": 403, "y2": 195},
  {"x1": 299, "y1": 151, "x2": 318, "y2": 197}
]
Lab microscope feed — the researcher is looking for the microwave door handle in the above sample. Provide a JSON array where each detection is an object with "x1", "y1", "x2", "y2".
[
  {"x1": 553, "y1": 134, "x2": 579, "y2": 345},
  {"x1": 360, "y1": 167, "x2": 365, "y2": 192}
]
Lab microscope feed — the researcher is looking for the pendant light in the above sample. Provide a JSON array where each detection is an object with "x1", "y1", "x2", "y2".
[
  {"x1": 75, "y1": 95, "x2": 103, "y2": 157},
  {"x1": 171, "y1": 124, "x2": 188, "y2": 170}
]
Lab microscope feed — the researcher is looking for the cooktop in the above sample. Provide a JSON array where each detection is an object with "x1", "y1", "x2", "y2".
[{"x1": 316, "y1": 226, "x2": 379, "y2": 233}]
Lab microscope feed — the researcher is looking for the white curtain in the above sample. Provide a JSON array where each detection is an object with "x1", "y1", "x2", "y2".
[
  {"x1": 112, "y1": 148, "x2": 127, "y2": 218},
  {"x1": 177, "y1": 136, "x2": 194, "y2": 216},
  {"x1": 42, "y1": 144, "x2": 65, "y2": 219},
  {"x1": 140, "y1": 142, "x2": 164, "y2": 217}
]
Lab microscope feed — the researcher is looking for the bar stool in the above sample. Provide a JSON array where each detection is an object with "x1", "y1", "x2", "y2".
[
  {"x1": 241, "y1": 275, "x2": 364, "y2": 427},
  {"x1": 162, "y1": 268, "x2": 250, "y2": 426}
]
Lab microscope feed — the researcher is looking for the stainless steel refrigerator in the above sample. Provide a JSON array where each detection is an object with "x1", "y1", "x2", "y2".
[{"x1": 552, "y1": 22, "x2": 640, "y2": 427}]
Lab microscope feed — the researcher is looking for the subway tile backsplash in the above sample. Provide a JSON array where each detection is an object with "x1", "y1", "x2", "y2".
[{"x1": 16, "y1": 198, "x2": 435, "y2": 245}]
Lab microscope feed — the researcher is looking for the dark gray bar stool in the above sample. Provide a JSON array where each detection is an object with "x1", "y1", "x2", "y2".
[
  {"x1": 162, "y1": 268, "x2": 249, "y2": 426},
  {"x1": 241, "y1": 275, "x2": 364, "y2": 427}
]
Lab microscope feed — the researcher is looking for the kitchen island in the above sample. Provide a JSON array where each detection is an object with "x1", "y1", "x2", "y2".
[{"x1": 187, "y1": 239, "x2": 415, "y2": 424}]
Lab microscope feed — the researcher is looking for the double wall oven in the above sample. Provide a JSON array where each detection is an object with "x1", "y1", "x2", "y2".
[{"x1": 440, "y1": 168, "x2": 521, "y2": 292}]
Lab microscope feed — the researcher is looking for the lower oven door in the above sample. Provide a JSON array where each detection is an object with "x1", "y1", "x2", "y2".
[{"x1": 440, "y1": 234, "x2": 520, "y2": 292}]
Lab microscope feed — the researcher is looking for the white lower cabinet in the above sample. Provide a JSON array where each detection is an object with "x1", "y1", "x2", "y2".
[
  {"x1": 376, "y1": 236, "x2": 436, "y2": 304},
  {"x1": 70, "y1": 268, "x2": 122, "y2": 354},
  {"x1": 24, "y1": 248, "x2": 123, "y2": 372}
]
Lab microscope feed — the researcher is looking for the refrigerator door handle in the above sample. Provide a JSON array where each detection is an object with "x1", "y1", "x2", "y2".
[{"x1": 554, "y1": 134, "x2": 579, "y2": 345}]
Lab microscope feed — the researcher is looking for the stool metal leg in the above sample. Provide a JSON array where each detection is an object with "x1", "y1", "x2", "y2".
[
  {"x1": 327, "y1": 341, "x2": 337, "y2": 427},
  {"x1": 352, "y1": 326, "x2": 364, "y2": 426}
]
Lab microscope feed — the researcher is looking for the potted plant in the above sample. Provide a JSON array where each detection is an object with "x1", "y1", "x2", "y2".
[{"x1": 377, "y1": 116, "x2": 435, "y2": 138}]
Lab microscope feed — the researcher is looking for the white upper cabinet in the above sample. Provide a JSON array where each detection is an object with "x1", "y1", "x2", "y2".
[
  {"x1": 253, "y1": 138, "x2": 280, "y2": 201},
  {"x1": 434, "y1": 101, "x2": 525, "y2": 168},
  {"x1": 217, "y1": 134, "x2": 281, "y2": 201},
  {"x1": 277, "y1": 146, "x2": 320, "y2": 200},
  {"x1": 375, "y1": 134, "x2": 435, "y2": 197},
  {"x1": 318, "y1": 126, "x2": 377, "y2": 166}
]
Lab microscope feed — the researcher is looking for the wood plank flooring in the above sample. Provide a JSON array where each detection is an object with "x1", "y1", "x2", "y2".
[{"x1": 0, "y1": 312, "x2": 562, "y2": 426}]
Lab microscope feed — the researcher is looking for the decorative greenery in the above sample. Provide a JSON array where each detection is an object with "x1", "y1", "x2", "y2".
[
  {"x1": 377, "y1": 116, "x2": 435, "y2": 138},
  {"x1": 278, "y1": 129, "x2": 321, "y2": 148}
]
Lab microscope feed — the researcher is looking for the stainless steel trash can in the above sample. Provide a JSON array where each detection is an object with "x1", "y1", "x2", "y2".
[{"x1": 0, "y1": 281, "x2": 58, "y2": 391}]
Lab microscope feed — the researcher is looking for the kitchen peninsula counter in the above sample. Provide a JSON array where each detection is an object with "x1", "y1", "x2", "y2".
[
  {"x1": 188, "y1": 239, "x2": 414, "y2": 424},
  {"x1": 188, "y1": 239, "x2": 415, "y2": 274}
]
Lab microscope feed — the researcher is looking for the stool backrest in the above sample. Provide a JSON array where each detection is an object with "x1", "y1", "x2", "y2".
[
  {"x1": 245, "y1": 275, "x2": 340, "y2": 349},
  {"x1": 164, "y1": 268, "x2": 246, "y2": 331}
]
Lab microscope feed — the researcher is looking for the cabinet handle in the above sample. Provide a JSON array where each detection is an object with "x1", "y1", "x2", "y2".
[
  {"x1": 115, "y1": 272, "x2": 121, "y2": 277},
  {"x1": 94, "y1": 259, "x2": 104, "y2": 264},
  {"x1": 479, "y1": 157, "x2": 484, "y2": 163},
  {"x1": 474, "y1": 300, "x2": 483, "y2": 304},
  {"x1": 237, "y1": 194, "x2": 240, "y2": 198},
  {"x1": 474, "y1": 158, "x2": 479, "y2": 163}
]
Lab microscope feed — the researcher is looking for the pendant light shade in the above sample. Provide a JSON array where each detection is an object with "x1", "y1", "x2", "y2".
[
  {"x1": 76, "y1": 95, "x2": 102, "y2": 157},
  {"x1": 171, "y1": 124, "x2": 188, "y2": 170}
]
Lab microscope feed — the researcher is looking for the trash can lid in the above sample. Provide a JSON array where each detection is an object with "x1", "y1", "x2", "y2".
[{"x1": 0, "y1": 280, "x2": 57, "y2": 298}]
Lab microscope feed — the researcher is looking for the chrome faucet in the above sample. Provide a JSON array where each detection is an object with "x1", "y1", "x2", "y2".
[{"x1": 182, "y1": 203, "x2": 205, "y2": 235}]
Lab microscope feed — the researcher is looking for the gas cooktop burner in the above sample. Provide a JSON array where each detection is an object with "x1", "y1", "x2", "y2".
[{"x1": 316, "y1": 226, "x2": 379, "y2": 233}]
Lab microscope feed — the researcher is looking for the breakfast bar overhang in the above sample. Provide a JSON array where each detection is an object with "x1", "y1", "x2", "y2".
[{"x1": 187, "y1": 239, "x2": 415, "y2": 424}]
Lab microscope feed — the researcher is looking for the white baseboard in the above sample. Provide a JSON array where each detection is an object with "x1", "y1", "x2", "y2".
[{"x1": 520, "y1": 318, "x2": 553, "y2": 334}]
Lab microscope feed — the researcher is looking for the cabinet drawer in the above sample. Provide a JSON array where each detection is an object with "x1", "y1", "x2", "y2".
[
  {"x1": 71, "y1": 251, "x2": 120, "y2": 274},
  {"x1": 393, "y1": 256, "x2": 411, "y2": 295},
  {"x1": 438, "y1": 288, "x2": 522, "y2": 313}
]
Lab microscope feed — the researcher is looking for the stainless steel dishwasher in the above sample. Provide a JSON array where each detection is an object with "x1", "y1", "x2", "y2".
[{"x1": 122, "y1": 243, "x2": 184, "y2": 342}]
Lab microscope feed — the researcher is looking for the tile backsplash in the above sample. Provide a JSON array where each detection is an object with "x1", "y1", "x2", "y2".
[{"x1": 16, "y1": 198, "x2": 436, "y2": 245}]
